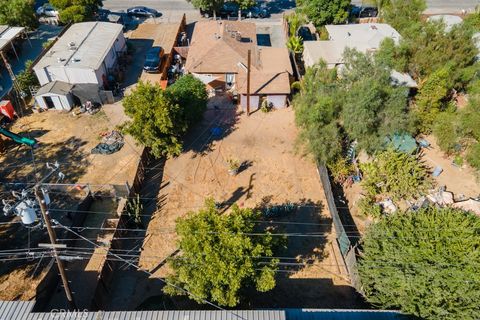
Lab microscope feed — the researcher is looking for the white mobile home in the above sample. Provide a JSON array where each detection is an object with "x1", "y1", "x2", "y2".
[{"x1": 33, "y1": 22, "x2": 126, "y2": 87}]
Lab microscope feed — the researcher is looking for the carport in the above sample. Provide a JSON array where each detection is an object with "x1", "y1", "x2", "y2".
[{"x1": 35, "y1": 81, "x2": 74, "y2": 111}]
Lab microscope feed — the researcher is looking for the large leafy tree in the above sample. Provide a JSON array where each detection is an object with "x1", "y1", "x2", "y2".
[
  {"x1": 294, "y1": 49, "x2": 414, "y2": 164},
  {"x1": 0, "y1": 0, "x2": 37, "y2": 29},
  {"x1": 50, "y1": 0, "x2": 102, "y2": 23},
  {"x1": 189, "y1": 0, "x2": 224, "y2": 18},
  {"x1": 167, "y1": 74, "x2": 208, "y2": 125},
  {"x1": 294, "y1": 62, "x2": 343, "y2": 164},
  {"x1": 359, "y1": 207, "x2": 480, "y2": 319},
  {"x1": 340, "y1": 49, "x2": 413, "y2": 153},
  {"x1": 382, "y1": 0, "x2": 425, "y2": 35},
  {"x1": 297, "y1": 0, "x2": 350, "y2": 27},
  {"x1": 122, "y1": 82, "x2": 188, "y2": 158},
  {"x1": 360, "y1": 148, "x2": 431, "y2": 201},
  {"x1": 164, "y1": 200, "x2": 279, "y2": 307}
]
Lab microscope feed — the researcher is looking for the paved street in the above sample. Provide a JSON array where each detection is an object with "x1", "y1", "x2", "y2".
[{"x1": 351, "y1": 0, "x2": 478, "y2": 14}]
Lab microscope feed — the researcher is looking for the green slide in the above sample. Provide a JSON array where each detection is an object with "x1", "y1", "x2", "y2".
[{"x1": 0, "y1": 127, "x2": 37, "y2": 147}]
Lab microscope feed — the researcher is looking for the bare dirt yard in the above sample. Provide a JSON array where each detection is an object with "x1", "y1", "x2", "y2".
[
  {"x1": 421, "y1": 135, "x2": 480, "y2": 199},
  {"x1": 0, "y1": 103, "x2": 140, "y2": 302},
  {"x1": 118, "y1": 97, "x2": 363, "y2": 310},
  {"x1": 0, "y1": 104, "x2": 141, "y2": 185}
]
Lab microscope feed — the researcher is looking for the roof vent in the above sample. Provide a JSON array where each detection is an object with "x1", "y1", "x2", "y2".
[
  {"x1": 235, "y1": 31, "x2": 241, "y2": 41},
  {"x1": 68, "y1": 41, "x2": 77, "y2": 50},
  {"x1": 71, "y1": 58, "x2": 81, "y2": 63},
  {"x1": 57, "y1": 57, "x2": 66, "y2": 62}
]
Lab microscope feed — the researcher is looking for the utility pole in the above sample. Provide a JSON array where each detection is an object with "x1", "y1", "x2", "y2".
[
  {"x1": 34, "y1": 187, "x2": 77, "y2": 310},
  {"x1": 246, "y1": 49, "x2": 251, "y2": 116}
]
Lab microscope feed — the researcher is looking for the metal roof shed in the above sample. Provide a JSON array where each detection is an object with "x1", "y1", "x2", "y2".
[{"x1": 35, "y1": 80, "x2": 74, "y2": 110}]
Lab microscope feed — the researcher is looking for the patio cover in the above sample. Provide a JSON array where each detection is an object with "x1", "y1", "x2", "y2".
[{"x1": 71, "y1": 83, "x2": 102, "y2": 104}]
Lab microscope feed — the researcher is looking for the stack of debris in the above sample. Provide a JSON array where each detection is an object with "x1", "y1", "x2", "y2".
[{"x1": 91, "y1": 130, "x2": 124, "y2": 155}]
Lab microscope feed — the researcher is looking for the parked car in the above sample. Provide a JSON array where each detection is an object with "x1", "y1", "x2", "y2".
[
  {"x1": 127, "y1": 6, "x2": 160, "y2": 18},
  {"x1": 351, "y1": 6, "x2": 378, "y2": 18},
  {"x1": 200, "y1": 2, "x2": 269, "y2": 18},
  {"x1": 143, "y1": 47, "x2": 164, "y2": 73},
  {"x1": 242, "y1": 5, "x2": 269, "y2": 18},
  {"x1": 36, "y1": 3, "x2": 59, "y2": 17}
]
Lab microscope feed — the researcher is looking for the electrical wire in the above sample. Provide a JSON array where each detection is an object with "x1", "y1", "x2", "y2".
[{"x1": 54, "y1": 221, "x2": 247, "y2": 319}]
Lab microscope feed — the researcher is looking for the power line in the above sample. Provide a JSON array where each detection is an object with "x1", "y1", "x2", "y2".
[{"x1": 54, "y1": 221, "x2": 247, "y2": 319}]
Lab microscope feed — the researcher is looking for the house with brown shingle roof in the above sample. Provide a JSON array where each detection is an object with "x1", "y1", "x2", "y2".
[{"x1": 185, "y1": 20, "x2": 293, "y2": 109}]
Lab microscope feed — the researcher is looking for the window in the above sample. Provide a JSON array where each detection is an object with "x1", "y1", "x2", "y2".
[{"x1": 226, "y1": 73, "x2": 235, "y2": 87}]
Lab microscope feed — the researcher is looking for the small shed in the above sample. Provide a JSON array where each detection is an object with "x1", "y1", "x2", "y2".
[{"x1": 35, "y1": 81, "x2": 74, "y2": 111}]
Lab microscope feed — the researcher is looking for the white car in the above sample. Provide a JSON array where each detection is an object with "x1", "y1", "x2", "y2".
[{"x1": 36, "y1": 4, "x2": 59, "y2": 17}]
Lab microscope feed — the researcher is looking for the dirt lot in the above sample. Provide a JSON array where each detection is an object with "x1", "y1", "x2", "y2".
[
  {"x1": 0, "y1": 104, "x2": 141, "y2": 186},
  {"x1": 113, "y1": 97, "x2": 362, "y2": 309},
  {"x1": 421, "y1": 135, "x2": 480, "y2": 199},
  {"x1": 0, "y1": 103, "x2": 140, "y2": 303}
]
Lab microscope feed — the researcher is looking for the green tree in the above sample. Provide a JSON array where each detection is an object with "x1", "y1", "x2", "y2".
[
  {"x1": 164, "y1": 199, "x2": 280, "y2": 307},
  {"x1": 466, "y1": 142, "x2": 480, "y2": 170},
  {"x1": 341, "y1": 49, "x2": 413, "y2": 153},
  {"x1": 286, "y1": 35, "x2": 304, "y2": 53},
  {"x1": 190, "y1": 0, "x2": 224, "y2": 18},
  {"x1": 122, "y1": 81, "x2": 188, "y2": 158},
  {"x1": 382, "y1": 0, "x2": 425, "y2": 35},
  {"x1": 50, "y1": 0, "x2": 102, "y2": 23},
  {"x1": 0, "y1": 0, "x2": 37, "y2": 29},
  {"x1": 415, "y1": 66, "x2": 453, "y2": 132},
  {"x1": 359, "y1": 206, "x2": 480, "y2": 319},
  {"x1": 360, "y1": 148, "x2": 431, "y2": 201},
  {"x1": 294, "y1": 62, "x2": 343, "y2": 164},
  {"x1": 16, "y1": 60, "x2": 39, "y2": 95},
  {"x1": 297, "y1": 0, "x2": 350, "y2": 27},
  {"x1": 432, "y1": 111, "x2": 461, "y2": 154},
  {"x1": 167, "y1": 74, "x2": 208, "y2": 125}
]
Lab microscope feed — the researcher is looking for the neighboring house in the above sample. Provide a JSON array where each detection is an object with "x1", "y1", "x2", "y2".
[
  {"x1": 33, "y1": 22, "x2": 126, "y2": 110},
  {"x1": 185, "y1": 20, "x2": 293, "y2": 109},
  {"x1": 302, "y1": 23, "x2": 416, "y2": 89},
  {"x1": 303, "y1": 23, "x2": 401, "y2": 69},
  {"x1": 34, "y1": 22, "x2": 125, "y2": 87}
]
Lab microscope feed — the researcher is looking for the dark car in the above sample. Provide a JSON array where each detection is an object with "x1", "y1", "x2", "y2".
[
  {"x1": 143, "y1": 47, "x2": 164, "y2": 73},
  {"x1": 200, "y1": 2, "x2": 268, "y2": 18},
  {"x1": 127, "y1": 6, "x2": 160, "y2": 18},
  {"x1": 351, "y1": 6, "x2": 378, "y2": 18},
  {"x1": 242, "y1": 5, "x2": 269, "y2": 18}
]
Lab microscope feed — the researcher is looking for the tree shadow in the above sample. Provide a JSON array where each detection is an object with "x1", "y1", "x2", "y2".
[
  {"x1": 255, "y1": 198, "x2": 330, "y2": 264},
  {"x1": 0, "y1": 136, "x2": 89, "y2": 184},
  {"x1": 331, "y1": 180, "x2": 361, "y2": 246},
  {"x1": 263, "y1": 0, "x2": 296, "y2": 15},
  {"x1": 182, "y1": 96, "x2": 239, "y2": 155},
  {"x1": 121, "y1": 39, "x2": 155, "y2": 88}
]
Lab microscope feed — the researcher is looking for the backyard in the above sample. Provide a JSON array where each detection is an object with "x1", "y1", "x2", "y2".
[
  {"x1": 0, "y1": 103, "x2": 140, "y2": 304},
  {"x1": 104, "y1": 96, "x2": 363, "y2": 310}
]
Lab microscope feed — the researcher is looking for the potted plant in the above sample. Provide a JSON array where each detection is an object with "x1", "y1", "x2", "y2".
[{"x1": 227, "y1": 158, "x2": 240, "y2": 176}]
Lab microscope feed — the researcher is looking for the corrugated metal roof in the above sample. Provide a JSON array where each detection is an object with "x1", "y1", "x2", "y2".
[
  {"x1": 0, "y1": 300, "x2": 35, "y2": 320},
  {"x1": 34, "y1": 22, "x2": 123, "y2": 71},
  {"x1": 0, "y1": 26, "x2": 25, "y2": 51},
  {"x1": 0, "y1": 301, "x2": 412, "y2": 320}
]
